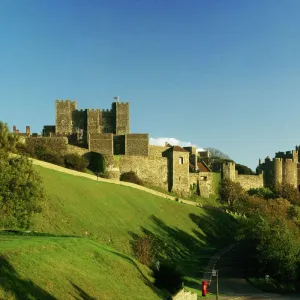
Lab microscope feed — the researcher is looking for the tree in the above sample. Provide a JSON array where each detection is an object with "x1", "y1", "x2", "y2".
[
  {"x1": 0, "y1": 122, "x2": 19, "y2": 153},
  {"x1": 235, "y1": 163, "x2": 255, "y2": 175},
  {"x1": 218, "y1": 178, "x2": 245, "y2": 212},
  {"x1": 0, "y1": 122, "x2": 45, "y2": 229}
]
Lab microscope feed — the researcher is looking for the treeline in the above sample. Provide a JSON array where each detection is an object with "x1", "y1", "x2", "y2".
[
  {"x1": 219, "y1": 179, "x2": 300, "y2": 286},
  {"x1": 17, "y1": 138, "x2": 89, "y2": 172}
]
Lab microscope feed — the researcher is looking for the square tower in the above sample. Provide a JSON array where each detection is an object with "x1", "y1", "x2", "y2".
[
  {"x1": 55, "y1": 100, "x2": 77, "y2": 135},
  {"x1": 112, "y1": 102, "x2": 130, "y2": 135}
]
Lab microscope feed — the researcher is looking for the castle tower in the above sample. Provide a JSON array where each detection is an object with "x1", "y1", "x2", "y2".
[
  {"x1": 273, "y1": 158, "x2": 282, "y2": 187},
  {"x1": 55, "y1": 100, "x2": 77, "y2": 135},
  {"x1": 222, "y1": 162, "x2": 236, "y2": 181},
  {"x1": 112, "y1": 102, "x2": 130, "y2": 135},
  {"x1": 283, "y1": 158, "x2": 297, "y2": 188}
]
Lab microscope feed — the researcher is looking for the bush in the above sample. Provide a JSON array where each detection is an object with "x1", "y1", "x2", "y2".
[
  {"x1": 64, "y1": 153, "x2": 89, "y2": 172},
  {"x1": 120, "y1": 171, "x2": 143, "y2": 186},
  {"x1": 88, "y1": 152, "x2": 105, "y2": 173},
  {"x1": 272, "y1": 183, "x2": 300, "y2": 206},
  {"x1": 248, "y1": 187, "x2": 274, "y2": 199},
  {"x1": 153, "y1": 263, "x2": 183, "y2": 295},
  {"x1": 41, "y1": 151, "x2": 65, "y2": 166},
  {"x1": 132, "y1": 235, "x2": 155, "y2": 267}
]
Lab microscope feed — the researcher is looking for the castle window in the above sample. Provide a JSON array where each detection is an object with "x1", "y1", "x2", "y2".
[{"x1": 179, "y1": 157, "x2": 184, "y2": 164}]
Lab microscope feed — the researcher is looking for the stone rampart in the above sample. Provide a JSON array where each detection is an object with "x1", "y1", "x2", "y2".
[
  {"x1": 89, "y1": 133, "x2": 113, "y2": 155},
  {"x1": 189, "y1": 172, "x2": 214, "y2": 198},
  {"x1": 112, "y1": 155, "x2": 168, "y2": 189},
  {"x1": 236, "y1": 174, "x2": 264, "y2": 190},
  {"x1": 125, "y1": 134, "x2": 149, "y2": 156},
  {"x1": 148, "y1": 145, "x2": 169, "y2": 158}
]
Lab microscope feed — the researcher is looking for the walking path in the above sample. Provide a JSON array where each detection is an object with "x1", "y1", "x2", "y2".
[
  {"x1": 205, "y1": 244, "x2": 299, "y2": 300},
  {"x1": 11, "y1": 154, "x2": 200, "y2": 207}
]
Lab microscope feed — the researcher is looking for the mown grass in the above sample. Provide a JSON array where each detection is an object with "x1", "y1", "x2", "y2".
[
  {"x1": 0, "y1": 164, "x2": 237, "y2": 299},
  {"x1": 0, "y1": 234, "x2": 163, "y2": 300}
]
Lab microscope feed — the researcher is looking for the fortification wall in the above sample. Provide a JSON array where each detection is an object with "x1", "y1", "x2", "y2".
[
  {"x1": 148, "y1": 145, "x2": 169, "y2": 158},
  {"x1": 88, "y1": 133, "x2": 113, "y2": 155},
  {"x1": 189, "y1": 172, "x2": 214, "y2": 198},
  {"x1": 125, "y1": 134, "x2": 149, "y2": 156},
  {"x1": 113, "y1": 155, "x2": 168, "y2": 189},
  {"x1": 236, "y1": 174, "x2": 264, "y2": 190}
]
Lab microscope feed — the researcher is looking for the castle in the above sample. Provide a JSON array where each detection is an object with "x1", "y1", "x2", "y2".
[{"x1": 14, "y1": 98, "x2": 300, "y2": 197}]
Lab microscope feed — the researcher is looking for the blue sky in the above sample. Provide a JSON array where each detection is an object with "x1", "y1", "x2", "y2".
[{"x1": 1, "y1": 0, "x2": 300, "y2": 170}]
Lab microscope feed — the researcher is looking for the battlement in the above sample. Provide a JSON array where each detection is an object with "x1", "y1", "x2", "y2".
[
  {"x1": 273, "y1": 157, "x2": 282, "y2": 162},
  {"x1": 114, "y1": 102, "x2": 129, "y2": 105},
  {"x1": 56, "y1": 100, "x2": 77, "y2": 104},
  {"x1": 223, "y1": 161, "x2": 235, "y2": 166},
  {"x1": 87, "y1": 108, "x2": 100, "y2": 112},
  {"x1": 101, "y1": 109, "x2": 113, "y2": 113}
]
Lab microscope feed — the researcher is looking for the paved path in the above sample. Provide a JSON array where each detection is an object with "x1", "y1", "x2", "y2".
[{"x1": 205, "y1": 245, "x2": 299, "y2": 300}]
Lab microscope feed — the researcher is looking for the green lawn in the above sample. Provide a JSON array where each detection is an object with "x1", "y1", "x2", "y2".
[
  {"x1": 0, "y1": 233, "x2": 162, "y2": 300},
  {"x1": 0, "y1": 165, "x2": 237, "y2": 299}
]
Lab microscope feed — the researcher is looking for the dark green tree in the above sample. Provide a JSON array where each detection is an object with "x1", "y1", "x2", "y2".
[{"x1": 0, "y1": 122, "x2": 45, "y2": 229}]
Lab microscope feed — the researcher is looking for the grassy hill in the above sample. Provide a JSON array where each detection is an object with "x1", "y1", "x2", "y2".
[{"x1": 0, "y1": 164, "x2": 237, "y2": 299}]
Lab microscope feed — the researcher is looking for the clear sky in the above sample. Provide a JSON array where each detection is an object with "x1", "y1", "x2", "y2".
[{"x1": 1, "y1": 0, "x2": 300, "y2": 170}]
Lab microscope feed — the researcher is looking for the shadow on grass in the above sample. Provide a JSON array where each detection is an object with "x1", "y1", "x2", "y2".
[
  {"x1": 0, "y1": 255, "x2": 56, "y2": 299},
  {"x1": 128, "y1": 209, "x2": 238, "y2": 292},
  {"x1": 101, "y1": 247, "x2": 168, "y2": 299},
  {"x1": 71, "y1": 282, "x2": 97, "y2": 300}
]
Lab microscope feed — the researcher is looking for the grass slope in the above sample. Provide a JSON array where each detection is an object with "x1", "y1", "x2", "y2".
[
  {"x1": 0, "y1": 234, "x2": 161, "y2": 300},
  {"x1": 0, "y1": 165, "x2": 237, "y2": 299}
]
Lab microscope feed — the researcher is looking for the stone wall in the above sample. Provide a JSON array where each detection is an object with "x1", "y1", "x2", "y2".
[
  {"x1": 89, "y1": 133, "x2": 113, "y2": 155},
  {"x1": 55, "y1": 100, "x2": 77, "y2": 134},
  {"x1": 112, "y1": 155, "x2": 168, "y2": 189},
  {"x1": 125, "y1": 134, "x2": 149, "y2": 156},
  {"x1": 236, "y1": 174, "x2": 264, "y2": 190},
  {"x1": 148, "y1": 145, "x2": 170, "y2": 158},
  {"x1": 189, "y1": 172, "x2": 214, "y2": 198},
  {"x1": 172, "y1": 289, "x2": 197, "y2": 300}
]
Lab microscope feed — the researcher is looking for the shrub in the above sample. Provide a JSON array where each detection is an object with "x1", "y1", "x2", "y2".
[
  {"x1": 248, "y1": 187, "x2": 274, "y2": 199},
  {"x1": 41, "y1": 151, "x2": 65, "y2": 166},
  {"x1": 153, "y1": 263, "x2": 183, "y2": 295},
  {"x1": 132, "y1": 235, "x2": 155, "y2": 267},
  {"x1": 272, "y1": 183, "x2": 300, "y2": 206},
  {"x1": 88, "y1": 152, "x2": 105, "y2": 173},
  {"x1": 120, "y1": 171, "x2": 143, "y2": 186},
  {"x1": 64, "y1": 153, "x2": 89, "y2": 172}
]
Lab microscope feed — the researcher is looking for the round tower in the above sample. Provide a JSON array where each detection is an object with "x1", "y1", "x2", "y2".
[
  {"x1": 273, "y1": 158, "x2": 282, "y2": 188},
  {"x1": 283, "y1": 158, "x2": 297, "y2": 188}
]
